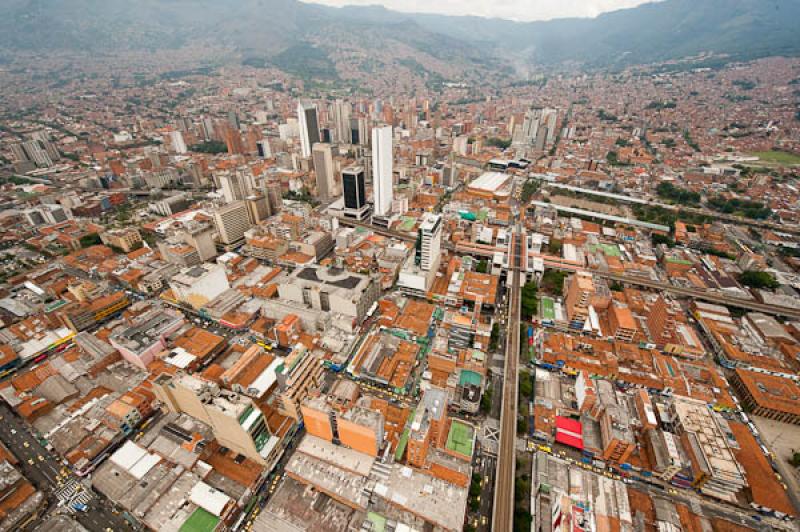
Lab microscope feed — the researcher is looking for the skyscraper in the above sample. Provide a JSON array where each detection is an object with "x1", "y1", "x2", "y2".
[
  {"x1": 297, "y1": 102, "x2": 321, "y2": 158},
  {"x1": 342, "y1": 166, "x2": 370, "y2": 220},
  {"x1": 371, "y1": 125, "x2": 393, "y2": 217},
  {"x1": 312, "y1": 143, "x2": 334, "y2": 202},
  {"x1": 331, "y1": 99, "x2": 352, "y2": 144}
]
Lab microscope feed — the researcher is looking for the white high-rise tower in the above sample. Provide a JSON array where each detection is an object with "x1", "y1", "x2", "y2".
[
  {"x1": 371, "y1": 125, "x2": 393, "y2": 217},
  {"x1": 297, "y1": 102, "x2": 320, "y2": 158}
]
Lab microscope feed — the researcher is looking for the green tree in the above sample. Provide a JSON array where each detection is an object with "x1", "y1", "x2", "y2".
[
  {"x1": 520, "y1": 282, "x2": 538, "y2": 319},
  {"x1": 79, "y1": 233, "x2": 102, "y2": 248},
  {"x1": 475, "y1": 259, "x2": 489, "y2": 274},
  {"x1": 189, "y1": 140, "x2": 227, "y2": 154},
  {"x1": 738, "y1": 270, "x2": 779, "y2": 290}
]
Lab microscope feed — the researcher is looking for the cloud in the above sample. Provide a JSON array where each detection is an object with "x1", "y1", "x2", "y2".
[{"x1": 303, "y1": 0, "x2": 659, "y2": 22}]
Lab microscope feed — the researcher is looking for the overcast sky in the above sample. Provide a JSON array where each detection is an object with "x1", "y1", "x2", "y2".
[{"x1": 305, "y1": 0, "x2": 658, "y2": 22}]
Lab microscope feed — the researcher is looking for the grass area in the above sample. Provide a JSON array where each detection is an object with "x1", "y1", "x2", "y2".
[
  {"x1": 541, "y1": 296, "x2": 555, "y2": 321},
  {"x1": 446, "y1": 420, "x2": 474, "y2": 458},
  {"x1": 180, "y1": 508, "x2": 219, "y2": 532},
  {"x1": 750, "y1": 150, "x2": 800, "y2": 166}
]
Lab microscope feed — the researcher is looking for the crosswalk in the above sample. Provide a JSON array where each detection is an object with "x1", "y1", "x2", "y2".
[{"x1": 55, "y1": 478, "x2": 93, "y2": 512}]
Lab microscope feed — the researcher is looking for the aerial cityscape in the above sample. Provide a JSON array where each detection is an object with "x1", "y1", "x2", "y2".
[{"x1": 1, "y1": 1, "x2": 800, "y2": 531}]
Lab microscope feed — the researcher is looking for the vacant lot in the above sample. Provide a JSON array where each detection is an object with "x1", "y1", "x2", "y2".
[{"x1": 750, "y1": 150, "x2": 800, "y2": 166}]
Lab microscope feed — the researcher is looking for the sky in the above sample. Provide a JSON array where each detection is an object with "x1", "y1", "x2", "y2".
[{"x1": 305, "y1": 0, "x2": 658, "y2": 22}]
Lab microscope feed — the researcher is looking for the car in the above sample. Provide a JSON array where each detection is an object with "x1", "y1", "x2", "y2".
[
  {"x1": 10, "y1": 429, "x2": 16, "y2": 435},
  {"x1": 27, "y1": 459, "x2": 34, "y2": 465},
  {"x1": 23, "y1": 441, "x2": 29, "y2": 448},
  {"x1": 38, "y1": 455, "x2": 44, "y2": 462}
]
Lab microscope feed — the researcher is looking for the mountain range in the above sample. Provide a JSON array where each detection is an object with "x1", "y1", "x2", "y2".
[{"x1": 1, "y1": 0, "x2": 799, "y2": 78}]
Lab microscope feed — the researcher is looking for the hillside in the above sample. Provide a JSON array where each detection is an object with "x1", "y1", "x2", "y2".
[{"x1": 1, "y1": 0, "x2": 799, "y2": 77}]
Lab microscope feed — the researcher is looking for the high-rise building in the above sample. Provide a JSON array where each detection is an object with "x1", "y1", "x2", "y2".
[
  {"x1": 564, "y1": 272, "x2": 611, "y2": 329},
  {"x1": 30, "y1": 131, "x2": 61, "y2": 162},
  {"x1": 21, "y1": 140, "x2": 53, "y2": 168},
  {"x1": 266, "y1": 183, "x2": 283, "y2": 214},
  {"x1": 371, "y1": 125, "x2": 393, "y2": 217},
  {"x1": 218, "y1": 169, "x2": 255, "y2": 204},
  {"x1": 245, "y1": 194, "x2": 271, "y2": 225},
  {"x1": 417, "y1": 213, "x2": 442, "y2": 272},
  {"x1": 256, "y1": 139, "x2": 272, "y2": 159},
  {"x1": 297, "y1": 102, "x2": 320, "y2": 158},
  {"x1": 168, "y1": 131, "x2": 187, "y2": 154},
  {"x1": 213, "y1": 201, "x2": 251, "y2": 245},
  {"x1": 152, "y1": 373, "x2": 272, "y2": 464},
  {"x1": 311, "y1": 143, "x2": 334, "y2": 201},
  {"x1": 331, "y1": 99, "x2": 352, "y2": 144},
  {"x1": 342, "y1": 166, "x2": 370, "y2": 220}
]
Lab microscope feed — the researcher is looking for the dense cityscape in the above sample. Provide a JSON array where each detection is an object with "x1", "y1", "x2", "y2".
[{"x1": 2, "y1": 1, "x2": 800, "y2": 532}]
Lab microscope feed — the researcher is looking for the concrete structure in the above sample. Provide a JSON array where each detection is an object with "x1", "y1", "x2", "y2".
[
  {"x1": 152, "y1": 374, "x2": 272, "y2": 464},
  {"x1": 158, "y1": 221, "x2": 217, "y2": 267},
  {"x1": 371, "y1": 125, "x2": 393, "y2": 217},
  {"x1": 665, "y1": 396, "x2": 747, "y2": 501},
  {"x1": 213, "y1": 201, "x2": 251, "y2": 246},
  {"x1": 297, "y1": 103, "x2": 320, "y2": 158},
  {"x1": 312, "y1": 143, "x2": 335, "y2": 201},
  {"x1": 109, "y1": 307, "x2": 185, "y2": 369},
  {"x1": 278, "y1": 265, "x2": 380, "y2": 324},
  {"x1": 564, "y1": 272, "x2": 611, "y2": 330},
  {"x1": 342, "y1": 166, "x2": 370, "y2": 221},
  {"x1": 218, "y1": 169, "x2": 255, "y2": 204},
  {"x1": 100, "y1": 228, "x2": 143, "y2": 252},
  {"x1": 168, "y1": 263, "x2": 230, "y2": 310}
]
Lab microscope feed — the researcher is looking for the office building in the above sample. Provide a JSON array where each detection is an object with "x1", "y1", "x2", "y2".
[
  {"x1": 275, "y1": 344, "x2": 326, "y2": 420},
  {"x1": 350, "y1": 117, "x2": 367, "y2": 146},
  {"x1": 168, "y1": 263, "x2": 230, "y2": 310},
  {"x1": 664, "y1": 396, "x2": 747, "y2": 501},
  {"x1": 331, "y1": 99, "x2": 351, "y2": 144},
  {"x1": 100, "y1": 228, "x2": 143, "y2": 252},
  {"x1": 311, "y1": 143, "x2": 334, "y2": 201},
  {"x1": 297, "y1": 102, "x2": 320, "y2": 158},
  {"x1": 301, "y1": 393, "x2": 385, "y2": 457},
  {"x1": 109, "y1": 306, "x2": 185, "y2": 369},
  {"x1": 213, "y1": 201, "x2": 251, "y2": 245},
  {"x1": 218, "y1": 169, "x2": 255, "y2": 204},
  {"x1": 245, "y1": 194, "x2": 271, "y2": 225},
  {"x1": 371, "y1": 125, "x2": 393, "y2": 217},
  {"x1": 256, "y1": 139, "x2": 272, "y2": 158},
  {"x1": 564, "y1": 272, "x2": 611, "y2": 329},
  {"x1": 342, "y1": 166, "x2": 370, "y2": 220},
  {"x1": 278, "y1": 264, "x2": 380, "y2": 324},
  {"x1": 152, "y1": 374, "x2": 272, "y2": 464},
  {"x1": 418, "y1": 212, "x2": 442, "y2": 272},
  {"x1": 158, "y1": 222, "x2": 217, "y2": 266},
  {"x1": 397, "y1": 213, "x2": 443, "y2": 298}
]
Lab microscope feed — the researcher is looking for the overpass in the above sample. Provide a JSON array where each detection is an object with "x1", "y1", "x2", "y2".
[
  {"x1": 492, "y1": 228, "x2": 523, "y2": 532},
  {"x1": 541, "y1": 181, "x2": 800, "y2": 236},
  {"x1": 337, "y1": 217, "x2": 800, "y2": 319}
]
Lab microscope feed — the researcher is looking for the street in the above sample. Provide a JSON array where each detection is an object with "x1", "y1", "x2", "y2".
[{"x1": 0, "y1": 403, "x2": 135, "y2": 532}]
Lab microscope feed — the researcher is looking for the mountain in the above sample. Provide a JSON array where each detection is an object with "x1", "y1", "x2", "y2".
[{"x1": 1, "y1": 0, "x2": 799, "y2": 78}]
